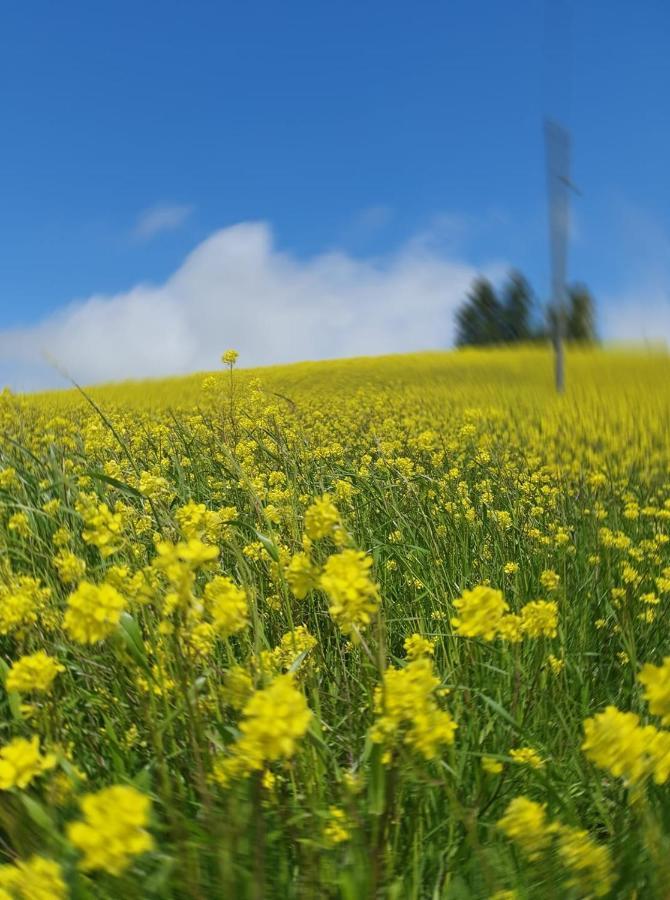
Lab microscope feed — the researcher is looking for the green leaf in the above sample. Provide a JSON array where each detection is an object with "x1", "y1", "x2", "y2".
[
  {"x1": 115, "y1": 613, "x2": 151, "y2": 674},
  {"x1": 478, "y1": 692, "x2": 523, "y2": 733},
  {"x1": 21, "y1": 795, "x2": 66, "y2": 846},
  {"x1": 83, "y1": 469, "x2": 143, "y2": 499},
  {"x1": 254, "y1": 530, "x2": 280, "y2": 562},
  {"x1": 367, "y1": 743, "x2": 387, "y2": 816}
]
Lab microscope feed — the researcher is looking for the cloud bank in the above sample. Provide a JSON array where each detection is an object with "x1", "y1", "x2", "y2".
[{"x1": 0, "y1": 222, "x2": 507, "y2": 391}]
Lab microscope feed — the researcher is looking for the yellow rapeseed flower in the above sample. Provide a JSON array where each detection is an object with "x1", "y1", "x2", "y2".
[
  {"x1": 370, "y1": 656, "x2": 457, "y2": 759},
  {"x1": 520, "y1": 600, "x2": 558, "y2": 638},
  {"x1": 0, "y1": 736, "x2": 56, "y2": 790},
  {"x1": 6, "y1": 652, "x2": 65, "y2": 694},
  {"x1": 63, "y1": 581, "x2": 125, "y2": 644},
  {"x1": 319, "y1": 549, "x2": 380, "y2": 635},
  {"x1": 581, "y1": 706, "x2": 670, "y2": 784},
  {"x1": 451, "y1": 585, "x2": 508, "y2": 640},
  {"x1": 497, "y1": 796, "x2": 554, "y2": 859},
  {"x1": 509, "y1": 747, "x2": 545, "y2": 769},
  {"x1": 204, "y1": 575, "x2": 249, "y2": 637},
  {"x1": 638, "y1": 657, "x2": 670, "y2": 725},
  {"x1": 0, "y1": 855, "x2": 66, "y2": 899},
  {"x1": 67, "y1": 784, "x2": 153, "y2": 875},
  {"x1": 213, "y1": 674, "x2": 312, "y2": 785},
  {"x1": 556, "y1": 824, "x2": 614, "y2": 897},
  {"x1": 286, "y1": 552, "x2": 318, "y2": 599},
  {"x1": 304, "y1": 495, "x2": 340, "y2": 540}
]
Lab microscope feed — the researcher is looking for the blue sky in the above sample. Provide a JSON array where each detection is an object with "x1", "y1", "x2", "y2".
[{"x1": 2, "y1": 0, "x2": 670, "y2": 388}]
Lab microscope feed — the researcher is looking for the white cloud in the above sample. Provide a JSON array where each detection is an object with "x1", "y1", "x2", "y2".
[
  {"x1": 133, "y1": 204, "x2": 194, "y2": 240},
  {"x1": 0, "y1": 221, "x2": 506, "y2": 391}
]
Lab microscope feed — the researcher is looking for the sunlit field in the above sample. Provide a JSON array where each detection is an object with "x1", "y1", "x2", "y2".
[{"x1": 2, "y1": 346, "x2": 670, "y2": 898}]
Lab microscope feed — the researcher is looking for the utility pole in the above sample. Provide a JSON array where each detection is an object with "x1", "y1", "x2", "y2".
[{"x1": 544, "y1": 119, "x2": 571, "y2": 393}]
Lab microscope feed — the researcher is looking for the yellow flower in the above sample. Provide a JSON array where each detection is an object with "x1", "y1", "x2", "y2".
[
  {"x1": 213, "y1": 674, "x2": 312, "y2": 784},
  {"x1": 184, "y1": 621, "x2": 217, "y2": 660},
  {"x1": 638, "y1": 657, "x2": 670, "y2": 725},
  {"x1": 319, "y1": 549, "x2": 380, "y2": 635},
  {"x1": 556, "y1": 824, "x2": 614, "y2": 897},
  {"x1": 8, "y1": 512, "x2": 30, "y2": 538},
  {"x1": 0, "y1": 736, "x2": 56, "y2": 790},
  {"x1": 324, "y1": 806, "x2": 351, "y2": 845},
  {"x1": 0, "y1": 467, "x2": 19, "y2": 490},
  {"x1": 153, "y1": 538, "x2": 219, "y2": 612},
  {"x1": 175, "y1": 501, "x2": 234, "y2": 542},
  {"x1": 482, "y1": 755, "x2": 503, "y2": 774},
  {"x1": 503, "y1": 562, "x2": 519, "y2": 575},
  {"x1": 63, "y1": 581, "x2": 125, "y2": 643},
  {"x1": 262, "y1": 626, "x2": 318, "y2": 675},
  {"x1": 497, "y1": 796, "x2": 553, "y2": 859},
  {"x1": 221, "y1": 349, "x2": 239, "y2": 366},
  {"x1": 204, "y1": 575, "x2": 249, "y2": 637},
  {"x1": 547, "y1": 654, "x2": 565, "y2": 675},
  {"x1": 539, "y1": 569, "x2": 560, "y2": 592},
  {"x1": 370, "y1": 656, "x2": 457, "y2": 759},
  {"x1": 6, "y1": 652, "x2": 64, "y2": 694},
  {"x1": 67, "y1": 784, "x2": 153, "y2": 875},
  {"x1": 286, "y1": 552, "x2": 318, "y2": 599},
  {"x1": 221, "y1": 665, "x2": 254, "y2": 710},
  {"x1": 77, "y1": 497, "x2": 126, "y2": 558},
  {"x1": 0, "y1": 576, "x2": 51, "y2": 636},
  {"x1": 0, "y1": 856, "x2": 66, "y2": 899},
  {"x1": 53, "y1": 549, "x2": 86, "y2": 585},
  {"x1": 520, "y1": 600, "x2": 558, "y2": 638},
  {"x1": 403, "y1": 634, "x2": 435, "y2": 659},
  {"x1": 304, "y1": 495, "x2": 340, "y2": 540},
  {"x1": 451, "y1": 585, "x2": 508, "y2": 640},
  {"x1": 581, "y1": 706, "x2": 664, "y2": 784},
  {"x1": 497, "y1": 614, "x2": 523, "y2": 643},
  {"x1": 509, "y1": 747, "x2": 545, "y2": 769}
]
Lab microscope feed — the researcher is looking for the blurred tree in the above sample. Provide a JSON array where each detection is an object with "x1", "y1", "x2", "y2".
[
  {"x1": 456, "y1": 273, "x2": 597, "y2": 348},
  {"x1": 567, "y1": 284, "x2": 596, "y2": 342},
  {"x1": 546, "y1": 285, "x2": 597, "y2": 344},
  {"x1": 501, "y1": 271, "x2": 533, "y2": 342},
  {"x1": 455, "y1": 278, "x2": 503, "y2": 347}
]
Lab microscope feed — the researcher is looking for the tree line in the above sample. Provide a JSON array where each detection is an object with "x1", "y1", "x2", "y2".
[{"x1": 455, "y1": 271, "x2": 596, "y2": 348}]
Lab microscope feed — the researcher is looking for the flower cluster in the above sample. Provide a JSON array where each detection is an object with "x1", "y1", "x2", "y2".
[
  {"x1": 451, "y1": 586, "x2": 558, "y2": 642},
  {"x1": 304, "y1": 495, "x2": 341, "y2": 540},
  {"x1": 76, "y1": 495, "x2": 126, "y2": 558},
  {"x1": 67, "y1": 785, "x2": 154, "y2": 875},
  {"x1": 5, "y1": 652, "x2": 64, "y2": 694},
  {"x1": 0, "y1": 736, "x2": 56, "y2": 790},
  {"x1": 0, "y1": 856, "x2": 66, "y2": 899},
  {"x1": 370, "y1": 651, "x2": 457, "y2": 760},
  {"x1": 319, "y1": 549, "x2": 380, "y2": 635},
  {"x1": 0, "y1": 575, "x2": 51, "y2": 636},
  {"x1": 213, "y1": 674, "x2": 312, "y2": 784},
  {"x1": 63, "y1": 580, "x2": 125, "y2": 643},
  {"x1": 498, "y1": 796, "x2": 613, "y2": 896},
  {"x1": 204, "y1": 575, "x2": 249, "y2": 637},
  {"x1": 638, "y1": 656, "x2": 670, "y2": 725},
  {"x1": 582, "y1": 706, "x2": 670, "y2": 784}
]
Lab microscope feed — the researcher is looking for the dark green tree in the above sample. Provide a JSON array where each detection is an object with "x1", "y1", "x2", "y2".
[
  {"x1": 567, "y1": 284, "x2": 596, "y2": 342},
  {"x1": 545, "y1": 284, "x2": 597, "y2": 344},
  {"x1": 455, "y1": 278, "x2": 503, "y2": 347},
  {"x1": 501, "y1": 270, "x2": 533, "y2": 342}
]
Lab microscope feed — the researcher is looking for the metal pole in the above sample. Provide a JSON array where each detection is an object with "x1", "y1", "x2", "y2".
[{"x1": 544, "y1": 119, "x2": 571, "y2": 393}]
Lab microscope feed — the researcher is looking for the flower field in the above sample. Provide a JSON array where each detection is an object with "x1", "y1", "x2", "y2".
[{"x1": 1, "y1": 346, "x2": 670, "y2": 898}]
